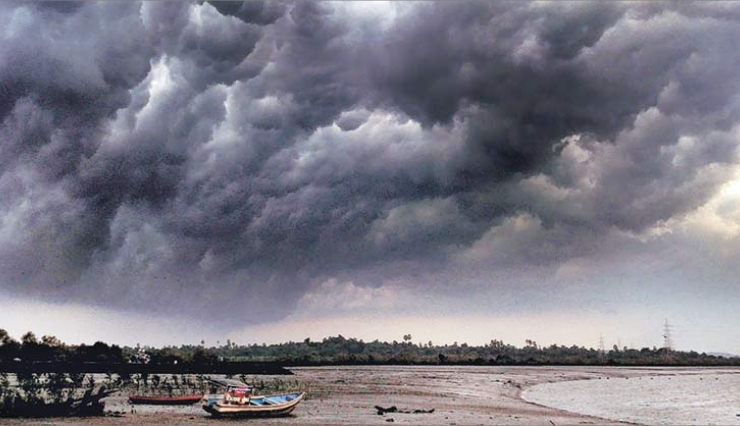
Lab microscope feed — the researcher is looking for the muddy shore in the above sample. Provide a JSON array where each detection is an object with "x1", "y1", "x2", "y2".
[{"x1": 3, "y1": 366, "x2": 727, "y2": 426}]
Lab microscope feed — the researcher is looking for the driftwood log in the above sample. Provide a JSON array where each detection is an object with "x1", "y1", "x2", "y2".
[{"x1": 375, "y1": 405, "x2": 435, "y2": 415}]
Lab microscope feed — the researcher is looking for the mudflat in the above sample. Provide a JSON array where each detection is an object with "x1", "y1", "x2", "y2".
[{"x1": 5, "y1": 365, "x2": 728, "y2": 426}]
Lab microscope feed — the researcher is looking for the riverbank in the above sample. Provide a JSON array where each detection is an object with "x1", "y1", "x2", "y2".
[{"x1": 7, "y1": 366, "x2": 736, "y2": 425}]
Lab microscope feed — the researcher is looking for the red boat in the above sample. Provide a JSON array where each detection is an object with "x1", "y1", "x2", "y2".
[{"x1": 128, "y1": 394, "x2": 203, "y2": 405}]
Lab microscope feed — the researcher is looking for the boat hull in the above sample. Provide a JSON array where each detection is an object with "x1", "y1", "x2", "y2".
[{"x1": 202, "y1": 392, "x2": 305, "y2": 417}]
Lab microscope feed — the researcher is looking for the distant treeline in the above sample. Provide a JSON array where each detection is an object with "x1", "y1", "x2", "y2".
[
  {"x1": 0, "y1": 330, "x2": 287, "y2": 374},
  {"x1": 206, "y1": 335, "x2": 740, "y2": 366},
  {"x1": 2, "y1": 329, "x2": 739, "y2": 367}
]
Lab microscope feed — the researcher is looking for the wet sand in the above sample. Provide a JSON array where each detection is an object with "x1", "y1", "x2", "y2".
[{"x1": 5, "y1": 366, "x2": 735, "y2": 425}]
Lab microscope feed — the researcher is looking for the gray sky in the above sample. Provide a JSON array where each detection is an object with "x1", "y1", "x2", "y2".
[{"x1": 1, "y1": 1, "x2": 740, "y2": 354}]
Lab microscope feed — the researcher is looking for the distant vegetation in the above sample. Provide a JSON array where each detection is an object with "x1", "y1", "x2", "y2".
[
  {"x1": 1, "y1": 329, "x2": 738, "y2": 368},
  {"x1": 199, "y1": 335, "x2": 740, "y2": 366}
]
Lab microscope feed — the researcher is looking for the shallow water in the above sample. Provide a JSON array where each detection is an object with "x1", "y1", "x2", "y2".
[{"x1": 523, "y1": 370, "x2": 740, "y2": 425}]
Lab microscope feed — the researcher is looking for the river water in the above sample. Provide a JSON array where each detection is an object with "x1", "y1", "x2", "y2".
[{"x1": 522, "y1": 369, "x2": 740, "y2": 425}]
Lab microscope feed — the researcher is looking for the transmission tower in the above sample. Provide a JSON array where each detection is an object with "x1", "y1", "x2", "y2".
[
  {"x1": 599, "y1": 333, "x2": 606, "y2": 358},
  {"x1": 662, "y1": 318, "x2": 673, "y2": 351},
  {"x1": 660, "y1": 318, "x2": 675, "y2": 363}
]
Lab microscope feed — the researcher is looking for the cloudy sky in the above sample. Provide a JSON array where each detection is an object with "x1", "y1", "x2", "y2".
[{"x1": 1, "y1": 1, "x2": 740, "y2": 354}]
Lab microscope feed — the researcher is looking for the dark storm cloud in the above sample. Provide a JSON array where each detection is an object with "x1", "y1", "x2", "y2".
[
  {"x1": 369, "y1": 3, "x2": 631, "y2": 174},
  {"x1": 208, "y1": 0, "x2": 287, "y2": 26},
  {"x1": 1, "y1": 1, "x2": 739, "y2": 321},
  {"x1": 33, "y1": 2, "x2": 83, "y2": 14}
]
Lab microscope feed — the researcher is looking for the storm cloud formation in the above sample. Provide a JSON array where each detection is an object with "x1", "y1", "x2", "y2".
[{"x1": 1, "y1": 2, "x2": 739, "y2": 323}]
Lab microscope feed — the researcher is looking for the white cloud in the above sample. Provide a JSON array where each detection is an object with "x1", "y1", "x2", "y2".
[
  {"x1": 676, "y1": 167, "x2": 740, "y2": 239},
  {"x1": 368, "y1": 197, "x2": 468, "y2": 249},
  {"x1": 292, "y1": 279, "x2": 397, "y2": 317},
  {"x1": 458, "y1": 213, "x2": 563, "y2": 266}
]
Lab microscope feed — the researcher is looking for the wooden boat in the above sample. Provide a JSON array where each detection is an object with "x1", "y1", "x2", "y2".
[
  {"x1": 201, "y1": 378, "x2": 305, "y2": 417},
  {"x1": 128, "y1": 394, "x2": 203, "y2": 405}
]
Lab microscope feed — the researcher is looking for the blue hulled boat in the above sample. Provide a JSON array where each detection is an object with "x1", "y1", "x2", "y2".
[{"x1": 201, "y1": 378, "x2": 305, "y2": 417}]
